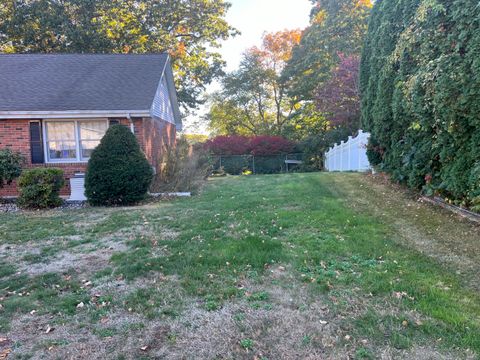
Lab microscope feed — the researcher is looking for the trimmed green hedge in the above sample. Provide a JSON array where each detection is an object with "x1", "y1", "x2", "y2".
[
  {"x1": 18, "y1": 168, "x2": 64, "y2": 209},
  {"x1": 360, "y1": 0, "x2": 480, "y2": 211}
]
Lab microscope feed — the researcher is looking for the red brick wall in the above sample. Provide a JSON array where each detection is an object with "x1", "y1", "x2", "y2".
[
  {"x1": 142, "y1": 117, "x2": 176, "y2": 174},
  {"x1": 0, "y1": 117, "x2": 175, "y2": 198}
]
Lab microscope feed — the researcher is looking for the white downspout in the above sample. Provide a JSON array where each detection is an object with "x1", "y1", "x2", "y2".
[{"x1": 127, "y1": 113, "x2": 135, "y2": 133}]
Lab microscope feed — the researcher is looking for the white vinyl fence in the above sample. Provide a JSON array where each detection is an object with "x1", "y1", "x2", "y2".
[{"x1": 325, "y1": 130, "x2": 371, "y2": 172}]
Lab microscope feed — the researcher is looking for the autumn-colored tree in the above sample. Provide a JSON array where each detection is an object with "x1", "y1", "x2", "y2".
[
  {"x1": 207, "y1": 29, "x2": 301, "y2": 135},
  {"x1": 0, "y1": 0, "x2": 237, "y2": 109},
  {"x1": 283, "y1": 0, "x2": 372, "y2": 101},
  {"x1": 253, "y1": 29, "x2": 302, "y2": 74},
  {"x1": 315, "y1": 54, "x2": 360, "y2": 132}
]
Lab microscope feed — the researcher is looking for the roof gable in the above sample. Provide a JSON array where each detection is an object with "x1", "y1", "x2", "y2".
[
  {"x1": 0, "y1": 54, "x2": 171, "y2": 113},
  {"x1": 151, "y1": 59, "x2": 182, "y2": 130}
]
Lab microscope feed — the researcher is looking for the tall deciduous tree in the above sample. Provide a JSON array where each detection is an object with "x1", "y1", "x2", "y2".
[
  {"x1": 207, "y1": 29, "x2": 301, "y2": 136},
  {"x1": 0, "y1": 0, "x2": 237, "y2": 109},
  {"x1": 315, "y1": 54, "x2": 360, "y2": 133},
  {"x1": 283, "y1": 0, "x2": 372, "y2": 102}
]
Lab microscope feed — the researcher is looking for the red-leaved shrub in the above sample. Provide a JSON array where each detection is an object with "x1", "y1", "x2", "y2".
[
  {"x1": 204, "y1": 136, "x2": 250, "y2": 155},
  {"x1": 205, "y1": 135, "x2": 295, "y2": 155},
  {"x1": 248, "y1": 136, "x2": 295, "y2": 156}
]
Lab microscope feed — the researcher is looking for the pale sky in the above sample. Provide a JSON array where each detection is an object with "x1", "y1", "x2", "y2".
[
  {"x1": 185, "y1": 0, "x2": 312, "y2": 133},
  {"x1": 221, "y1": 0, "x2": 312, "y2": 71}
]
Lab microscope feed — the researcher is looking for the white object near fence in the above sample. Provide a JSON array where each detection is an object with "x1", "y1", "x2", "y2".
[{"x1": 325, "y1": 130, "x2": 371, "y2": 172}]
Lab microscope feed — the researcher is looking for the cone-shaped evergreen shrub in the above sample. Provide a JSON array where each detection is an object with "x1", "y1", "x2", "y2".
[{"x1": 85, "y1": 125, "x2": 153, "y2": 206}]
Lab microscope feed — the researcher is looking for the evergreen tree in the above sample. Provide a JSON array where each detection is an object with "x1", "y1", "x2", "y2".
[{"x1": 85, "y1": 125, "x2": 153, "y2": 206}]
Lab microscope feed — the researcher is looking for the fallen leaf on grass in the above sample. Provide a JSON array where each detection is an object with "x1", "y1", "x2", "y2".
[
  {"x1": 45, "y1": 326, "x2": 54, "y2": 334},
  {"x1": 393, "y1": 291, "x2": 414, "y2": 301},
  {"x1": 0, "y1": 348, "x2": 12, "y2": 359},
  {"x1": 140, "y1": 346, "x2": 149, "y2": 351}
]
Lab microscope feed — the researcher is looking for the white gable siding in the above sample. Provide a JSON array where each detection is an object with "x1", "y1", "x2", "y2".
[{"x1": 151, "y1": 76, "x2": 175, "y2": 124}]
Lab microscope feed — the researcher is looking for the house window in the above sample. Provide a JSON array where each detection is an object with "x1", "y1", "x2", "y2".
[
  {"x1": 44, "y1": 119, "x2": 108, "y2": 163},
  {"x1": 79, "y1": 121, "x2": 108, "y2": 160},
  {"x1": 45, "y1": 122, "x2": 77, "y2": 161}
]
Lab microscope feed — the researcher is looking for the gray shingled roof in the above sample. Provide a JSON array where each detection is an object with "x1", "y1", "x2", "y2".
[{"x1": 0, "y1": 54, "x2": 169, "y2": 111}]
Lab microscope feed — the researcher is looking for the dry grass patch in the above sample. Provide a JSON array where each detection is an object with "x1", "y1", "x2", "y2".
[{"x1": 0, "y1": 173, "x2": 479, "y2": 359}]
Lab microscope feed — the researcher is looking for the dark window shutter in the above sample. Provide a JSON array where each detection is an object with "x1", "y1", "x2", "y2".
[
  {"x1": 30, "y1": 121, "x2": 44, "y2": 164},
  {"x1": 109, "y1": 119, "x2": 120, "y2": 126}
]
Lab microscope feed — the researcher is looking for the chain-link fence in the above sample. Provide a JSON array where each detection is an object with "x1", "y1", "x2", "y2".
[{"x1": 210, "y1": 153, "x2": 304, "y2": 175}]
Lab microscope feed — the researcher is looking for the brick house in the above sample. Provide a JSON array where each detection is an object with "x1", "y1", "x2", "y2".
[{"x1": 0, "y1": 53, "x2": 182, "y2": 199}]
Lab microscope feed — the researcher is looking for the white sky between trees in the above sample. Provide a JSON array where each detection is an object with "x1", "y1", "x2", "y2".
[{"x1": 184, "y1": 0, "x2": 312, "y2": 134}]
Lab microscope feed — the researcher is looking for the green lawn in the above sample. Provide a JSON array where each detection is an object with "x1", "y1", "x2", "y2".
[{"x1": 0, "y1": 173, "x2": 479, "y2": 359}]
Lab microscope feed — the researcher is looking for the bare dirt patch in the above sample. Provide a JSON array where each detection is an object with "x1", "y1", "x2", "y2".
[
  {"x1": 151, "y1": 284, "x2": 343, "y2": 359},
  {"x1": 15, "y1": 237, "x2": 129, "y2": 277}
]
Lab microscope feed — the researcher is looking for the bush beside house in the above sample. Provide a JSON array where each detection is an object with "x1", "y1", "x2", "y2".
[
  {"x1": 0, "y1": 149, "x2": 24, "y2": 189},
  {"x1": 151, "y1": 136, "x2": 211, "y2": 193},
  {"x1": 85, "y1": 125, "x2": 153, "y2": 206},
  {"x1": 17, "y1": 168, "x2": 64, "y2": 209}
]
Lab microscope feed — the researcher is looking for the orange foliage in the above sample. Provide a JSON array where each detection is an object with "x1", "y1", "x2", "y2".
[
  {"x1": 356, "y1": 0, "x2": 373, "y2": 8},
  {"x1": 247, "y1": 29, "x2": 302, "y2": 71},
  {"x1": 170, "y1": 41, "x2": 187, "y2": 58}
]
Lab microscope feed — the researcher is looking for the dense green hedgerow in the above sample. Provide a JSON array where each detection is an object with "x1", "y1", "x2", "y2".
[
  {"x1": 17, "y1": 168, "x2": 64, "y2": 209},
  {"x1": 85, "y1": 125, "x2": 153, "y2": 206},
  {"x1": 360, "y1": 0, "x2": 480, "y2": 209}
]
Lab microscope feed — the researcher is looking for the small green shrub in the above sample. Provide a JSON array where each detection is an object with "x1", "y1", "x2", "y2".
[
  {"x1": 85, "y1": 125, "x2": 153, "y2": 206},
  {"x1": 0, "y1": 149, "x2": 24, "y2": 188},
  {"x1": 217, "y1": 155, "x2": 251, "y2": 175},
  {"x1": 365, "y1": 137, "x2": 384, "y2": 167},
  {"x1": 240, "y1": 338, "x2": 254, "y2": 350},
  {"x1": 17, "y1": 168, "x2": 64, "y2": 209}
]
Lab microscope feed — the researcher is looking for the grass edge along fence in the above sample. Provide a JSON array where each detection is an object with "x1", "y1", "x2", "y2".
[{"x1": 211, "y1": 153, "x2": 304, "y2": 175}]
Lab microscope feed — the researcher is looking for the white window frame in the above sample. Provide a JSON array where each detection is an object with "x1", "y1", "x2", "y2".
[{"x1": 43, "y1": 119, "x2": 109, "y2": 163}]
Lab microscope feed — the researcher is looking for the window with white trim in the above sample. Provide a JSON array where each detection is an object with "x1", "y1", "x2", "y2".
[{"x1": 44, "y1": 120, "x2": 108, "y2": 162}]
